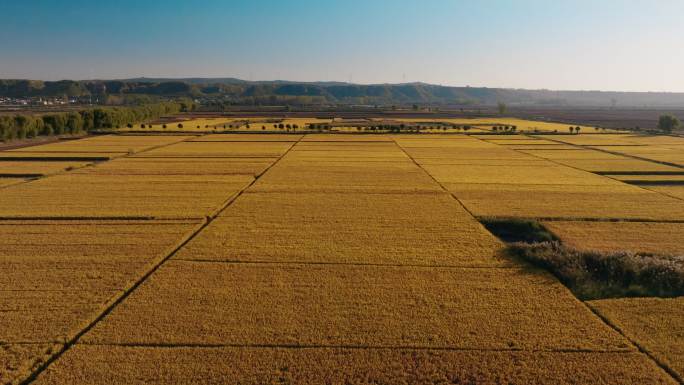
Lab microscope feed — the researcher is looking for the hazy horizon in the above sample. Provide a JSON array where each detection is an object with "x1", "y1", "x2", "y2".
[{"x1": 2, "y1": 0, "x2": 683, "y2": 93}]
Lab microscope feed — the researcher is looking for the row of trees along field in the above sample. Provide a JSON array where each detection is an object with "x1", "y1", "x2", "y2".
[{"x1": 0, "y1": 101, "x2": 184, "y2": 142}]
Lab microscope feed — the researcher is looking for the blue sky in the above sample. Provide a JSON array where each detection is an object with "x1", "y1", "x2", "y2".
[{"x1": 1, "y1": 0, "x2": 683, "y2": 91}]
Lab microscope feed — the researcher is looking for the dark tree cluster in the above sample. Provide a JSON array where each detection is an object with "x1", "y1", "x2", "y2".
[{"x1": 0, "y1": 102, "x2": 183, "y2": 141}]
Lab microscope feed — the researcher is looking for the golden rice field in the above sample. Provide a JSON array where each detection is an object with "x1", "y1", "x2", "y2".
[
  {"x1": 1, "y1": 129, "x2": 682, "y2": 385},
  {"x1": 0, "y1": 174, "x2": 254, "y2": 219},
  {"x1": 0, "y1": 178, "x2": 25, "y2": 188},
  {"x1": 0, "y1": 161, "x2": 91, "y2": 176},
  {"x1": 542, "y1": 220, "x2": 684, "y2": 255},
  {"x1": 643, "y1": 185, "x2": 684, "y2": 200},
  {"x1": 588, "y1": 297, "x2": 684, "y2": 379}
]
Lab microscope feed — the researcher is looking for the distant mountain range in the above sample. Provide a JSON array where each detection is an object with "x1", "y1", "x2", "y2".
[{"x1": 2, "y1": 78, "x2": 684, "y2": 107}]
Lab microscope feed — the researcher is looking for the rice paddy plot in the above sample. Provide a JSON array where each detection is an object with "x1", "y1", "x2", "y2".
[
  {"x1": 83, "y1": 261, "x2": 630, "y2": 352},
  {"x1": 421, "y1": 163, "x2": 622, "y2": 186},
  {"x1": 539, "y1": 134, "x2": 640, "y2": 146},
  {"x1": 175, "y1": 191, "x2": 505, "y2": 267},
  {"x1": 0, "y1": 220, "x2": 200, "y2": 343},
  {"x1": 551, "y1": 159, "x2": 683, "y2": 173},
  {"x1": 444, "y1": 183, "x2": 684, "y2": 220},
  {"x1": 0, "y1": 174, "x2": 254, "y2": 218},
  {"x1": 402, "y1": 147, "x2": 537, "y2": 161},
  {"x1": 590, "y1": 147, "x2": 684, "y2": 167},
  {"x1": 136, "y1": 141, "x2": 293, "y2": 158},
  {"x1": 251, "y1": 161, "x2": 442, "y2": 193},
  {"x1": 0, "y1": 161, "x2": 91, "y2": 176},
  {"x1": 0, "y1": 178, "x2": 26, "y2": 188},
  {"x1": 0, "y1": 220, "x2": 200, "y2": 291},
  {"x1": 485, "y1": 139, "x2": 561, "y2": 146},
  {"x1": 32, "y1": 346, "x2": 676, "y2": 385},
  {"x1": 285, "y1": 150, "x2": 408, "y2": 162},
  {"x1": 542, "y1": 220, "x2": 684, "y2": 254},
  {"x1": 189, "y1": 134, "x2": 302, "y2": 142},
  {"x1": 8, "y1": 135, "x2": 191, "y2": 154},
  {"x1": 1, "y1": 290, "x2": 119, "y2": 343},
  {"x1": 415, "y1": 158, "x2": 550, "y2": 166},
  {"x1": 0, "y1": 152, "x2": 120, "y2": 161},
  {"x1": 74, "y1": 157, "x2": 276, "y2": 177},
  {"x1": 642, "y1": 185, "x2": 684, "y2": 200},
  {"x1": 518, "y1": 149, "x2": 631, "y2": 160},
  {"x1": 301, "y1": 134, "x2": 393, "y2": 142},
  {"x1": 607, "y1": 174, "x2": 684, "y2": 183},
  {"x1": 1, "y1": 343, "x2": 60, "y2": 385},
  {"x1": 392, "y1": 138, "x2": 488, "y2": 148},
  {"x1": 588, "y1": 297, "x2": 684, "y2": 379}
]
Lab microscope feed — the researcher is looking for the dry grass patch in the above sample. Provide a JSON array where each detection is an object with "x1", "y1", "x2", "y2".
[
  {"x1": 543, "y1": 220, "x2": 684, "y2": 255},
  {"x1": 136, "y1": 141, "x2": 293, "y2": 157},
  {"x1": 176, "y1": 191, "x2": 505, "y2": 267},
  {"x1": 33, "y1": 346, "x2": 676, "y2": 385},
  {"x1": 445, "y1": 183, "x2": 684, "y2": 220},
  {"x1": 0, "y1": 174, "x2": 253, "y2": 218},
  {"x1": 589, "y1": 297, "x2": 684, "y2": 380},
  {"x1": 84, "y1": 261, "x2": 629, "y2": 351}
]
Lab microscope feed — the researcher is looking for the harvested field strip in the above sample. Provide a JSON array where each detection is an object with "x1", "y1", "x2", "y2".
[
  {"x1": 83, "y1": 261, "x2": 630, "y2": 352},
  {"x1": 542, "y1": 220, "x2": 684, "y2": 255},
  {"x1": 0, "y1": 174, "x2": 255, "y2": 219},
  {"x1": 588, "y1": 297, "x2": 684, "y2": 381},
  {"x1": 30, "y1": 346, "x2": 678, "y2": 385},
  {"x1": 175, "y1": 191, "x2": 505, "y2": 267}
]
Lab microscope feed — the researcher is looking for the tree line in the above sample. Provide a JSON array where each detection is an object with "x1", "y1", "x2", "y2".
[{"x1": 0, "y1": 102, "x2": 184, "y2": 141}]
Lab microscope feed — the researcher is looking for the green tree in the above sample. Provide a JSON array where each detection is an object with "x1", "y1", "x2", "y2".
[
  {"x1": 497, "y1": 102, "x2": 507, "y2": 115},
  {"x1": 657, "y1": 114, "x2": 680, "y2": 133}
]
